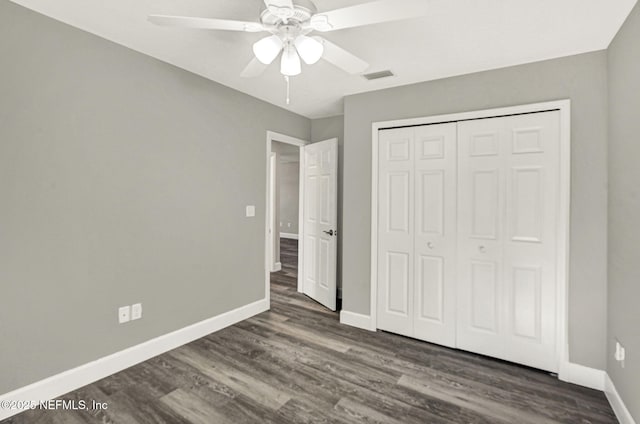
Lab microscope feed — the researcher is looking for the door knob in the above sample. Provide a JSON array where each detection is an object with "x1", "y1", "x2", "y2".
[
  {"x1": 427, "y1": 242, "x2": 434, "y2": 249},
  {"x1": 479, "y1": 245, "x2": 486, "y2": 253},
  {"x1": 323, "y1": 230, "x2": 335, "y2": 236}
]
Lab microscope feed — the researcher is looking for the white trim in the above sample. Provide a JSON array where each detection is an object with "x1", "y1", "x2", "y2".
[
  {"x1": 370, "y1": 100, "x2": 572, "y2": 375},
  {"x1": 371, "y1": 121, "x2": 379, "y2": 332},
  {"x1": 297, "y1": 146, "x2": 305, "y2": 293},
  {"x1": 558, "y1": 362, "x2": 605, "y2": 391},
  {"x1": 0, "y1": 298, "x2": 268, "y2": 421},
  {"x1": 557, "y1": 101, "x2": 572, "y2": 380},
  {"x1": 340, "y1": 310, "x2": 375, "y2": 331},
  {"x1": 605, "y1": 374, "x2": 637, "y2": 424},
  {"x1": 267, "y1": 131, "x2": 307, "y2": 147},
  {"x1": 271, "y1": 262, "x2": 282, "y2": 272},
  {"x1": 269, "y1": 153, "x2": 278, "y2": 271},
  {"x1": 280, "y1": 232, "x2": 299, "y2": 240},
  {"x1": 372, "y1": 100, "x2": 571, "y2": 130},
  {"x1": 266, "y1": 131, "x2": 308, "y2": 300}
]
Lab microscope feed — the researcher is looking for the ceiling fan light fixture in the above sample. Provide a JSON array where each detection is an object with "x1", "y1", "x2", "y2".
[
  {"x1": 253, "y1": 35, "x2": 283, "y2": 65},
  {"x1": 294, "y1": 35, "x2": 324, "y2": 65},
  {"x1": 280, "y1": 44, "x2": 301, "y2": 76}
]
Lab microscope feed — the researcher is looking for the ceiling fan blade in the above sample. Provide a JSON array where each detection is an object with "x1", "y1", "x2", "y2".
[
  {"x1": 317, "y1": 37, "x2": 369, "y2": 75},
  {"x1": 240, "y1": 58, "x2": 269, "y2": 78},
  {"x1": 310, "y1": 0, "x2": 429, "y2": 32},
  {"x1": 148, "y1": 15, "x2": 265, "y2": 32}
]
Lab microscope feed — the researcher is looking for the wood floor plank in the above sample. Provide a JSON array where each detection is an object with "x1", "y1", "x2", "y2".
[
  {"x1": 160, "y1": 389, "x2": 234, "y2": 424},
  {"x1": 334, "y1": 397, "x2": 410, "y2": 424},
  {"x1": 167, "y1": 346, "x2": 292, "y2": 411},
  {"x1": 398, "y1": 374, "x2": 559, "y2": 424},
  {"x1": 107, "y1": 389, "x2": 193, "y2": 424}
]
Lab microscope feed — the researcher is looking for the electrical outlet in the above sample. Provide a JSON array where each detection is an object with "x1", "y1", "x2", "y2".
[
  {"x1": 245, "y1": 205, "x2": 255, "y2": 217},
  {"x1": 287, "y1": 222, "x2": 291, "y2": 227},
  {"x1": 131, "y1": 303, "x2": 142, "y2": 320},
  {"x1": 118, "y1": 306, "x2": 131, "y2": 324}
]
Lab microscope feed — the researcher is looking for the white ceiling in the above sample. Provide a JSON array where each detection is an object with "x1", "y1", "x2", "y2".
[{"x1": 10, "y1": 0, "x2": 637, "y2": 118}]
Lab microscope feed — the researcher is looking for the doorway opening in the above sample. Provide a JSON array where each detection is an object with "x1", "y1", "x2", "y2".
[
  {"x1": 265, "y1": 131, "x2": 339, "y2": 311},
  {"x1": 265, "y1": 131, "x2": 306, "y2": 307},
  {"x1": 271, "y1": 140, "x2": 302, "y2": 279}
]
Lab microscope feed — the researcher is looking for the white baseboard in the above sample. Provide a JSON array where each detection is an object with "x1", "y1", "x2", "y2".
[
  {"x1": 271, "y1": 262, "x2": 282, "y2": 272},
  {"x1": 558, "y1": 361, "x2": 605, "y2": 391},
  {"x1": 0, "y1": 298, "x2": 268, "y2": 421},
  {"x1": 605, "y1": 374, "x2": 637, "y2": 424},
  {"x1": 340, "y1": 310, "x2": 375, "y2": 331},
  {"x1": 280, "y1": 232, "x2": 299, "y2": 240}
]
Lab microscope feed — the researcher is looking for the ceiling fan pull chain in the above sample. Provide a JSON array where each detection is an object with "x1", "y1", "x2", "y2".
[{"x1": 285, "y1": 75, "x2": 291, "y2": 105}]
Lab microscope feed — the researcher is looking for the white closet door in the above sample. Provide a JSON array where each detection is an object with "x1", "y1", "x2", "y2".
[
  {"x1": 413, "y1": 123, "x2": 457, "y2": 347},
  {"x1": 377, "y1": 128, "x2": 415, "y2": 337},
  {"x1": 456, "y1": 111, "x2": 560, "y2": 372}
]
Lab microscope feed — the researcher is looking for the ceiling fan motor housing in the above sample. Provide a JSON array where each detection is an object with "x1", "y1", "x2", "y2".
[{"x1": 260, "y1": 0, "x2": 317, "y2": 26}]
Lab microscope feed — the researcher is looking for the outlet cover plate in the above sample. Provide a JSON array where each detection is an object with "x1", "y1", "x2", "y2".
[
  {"x1": 118, "y1": 306, "x2": 131, "y2": 324},
  {"x1": 132, "y1": 303, "x2": 142, "y2": 320}
]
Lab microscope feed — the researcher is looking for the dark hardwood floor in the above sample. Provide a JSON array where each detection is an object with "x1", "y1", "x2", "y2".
[
  {"x1": 279, "y1": 237, "x2": 298, "y2": 277},
  {"x1": 5, "y1": 238, "x2": 616, "y2": 423}
]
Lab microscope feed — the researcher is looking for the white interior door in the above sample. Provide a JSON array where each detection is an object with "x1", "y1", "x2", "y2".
[
  {"x1": 377, "y1": 123, "x2": 457, "y2": 345},
  {"x1": 456, "y1": 111, "x2": 560, "y2": 372},
  {"x1": 302, "y1": 138, "x2": 338, "y2": 310}
]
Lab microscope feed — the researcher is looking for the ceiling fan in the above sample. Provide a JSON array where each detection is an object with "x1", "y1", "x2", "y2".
[{"x1": 148, "y1": 0, "x2": 429, "y2": 78}]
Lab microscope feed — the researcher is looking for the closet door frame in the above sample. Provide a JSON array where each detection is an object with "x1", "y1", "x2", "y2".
[{"x1": 370, "y1": 100, "x2": 571, "y2": 379}]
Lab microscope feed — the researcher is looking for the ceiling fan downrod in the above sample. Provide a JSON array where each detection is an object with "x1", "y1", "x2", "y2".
[{"x1": 285, "y1": 75, "x2": 291, "y2": 105}]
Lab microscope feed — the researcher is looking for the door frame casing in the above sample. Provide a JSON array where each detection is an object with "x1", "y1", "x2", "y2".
[
  {"x1": 265, "y1": 131, "x2": 308, "y2": 308},
  {"x1": 269, "y1": 153, "x2": 281, "y2": 272},
  {"x1": 370, "y1": 100, "x2": 571, "y2": 377}
]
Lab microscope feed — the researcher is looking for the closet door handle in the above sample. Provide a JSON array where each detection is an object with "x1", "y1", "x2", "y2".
[
  {"x1": 478, "y1": 245, "x2": 486, "y2": 253},
  {"x1": 323, "y1": 230, "x2": 335, "y2": 236},
  {"x1": 427, "y1": 242, "x2": 434, "y2": 249}
]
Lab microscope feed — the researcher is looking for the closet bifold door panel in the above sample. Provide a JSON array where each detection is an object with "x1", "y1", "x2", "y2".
[
  {"x1": 377, "y1": 127, "x2": 415, "y2": 337},
  {"x1": 377, "y1": 123, "x2": 458, "y2": 346},
  {"x1": 413, "y1": 124, "x2": 457, "y2": 347},
  {"x1": 456, "y1": 111, "x2": 560, "y2": 372}
]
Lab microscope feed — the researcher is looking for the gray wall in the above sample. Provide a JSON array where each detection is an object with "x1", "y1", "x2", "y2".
[
  {"x1": 271, "y1": 141, "x2": 300, "y2": 237},
  {"x1": 311, "y1": 116, "x2": 345, "y2": 293},
  {"x1": 278, "y1": 161, "x2": 300, "y2": 235},
  {"x1": 342, "y1": 52, "x2": 609, "y2": 369},
  {"x1": 607, "y1": 1, "x2": 640, "y2": 419},
  {"x1": 0, "y1": 2, "x2": 310, "y2": 394}
]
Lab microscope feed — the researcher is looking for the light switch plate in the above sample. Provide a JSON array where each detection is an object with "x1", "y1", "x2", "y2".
[
  {"x1": 118, "y1": 306, "x2": 130, "y2": 324},
  {"x1": 246, "y1": 205, "x2": 255, "y2": 217},
  {"x1": 131, "y1": 303, "x2": 142, "y2": 320}
]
